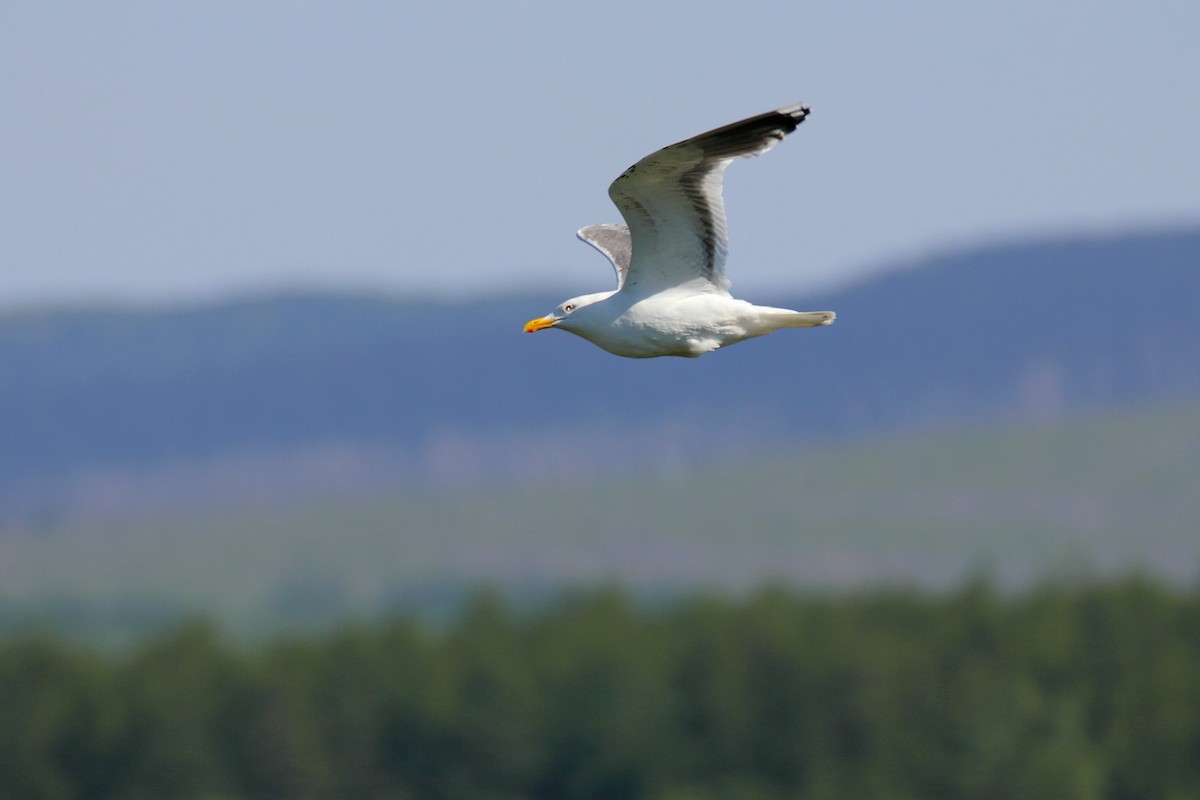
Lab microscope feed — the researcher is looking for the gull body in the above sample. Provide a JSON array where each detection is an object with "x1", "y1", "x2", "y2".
[
  {"x1": 524, "y1": 104, "x2": 835, "y2": 359},
  {"x1": 546, "y1": 286, "x2": 830, "y2": 359}
]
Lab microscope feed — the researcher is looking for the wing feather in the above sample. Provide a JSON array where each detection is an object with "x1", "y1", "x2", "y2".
[
  {"x1": 607, "y1": 104, "x2": 810, "y2": 293},
  {"x1": 576, "y1": 224, "x2": 632, "y2": 288}
]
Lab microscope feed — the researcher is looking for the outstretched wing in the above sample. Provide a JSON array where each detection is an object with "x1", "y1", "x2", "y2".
[
  {"x1": 577, "y1": 224, "x2": 632, "y2": 289},
  {"x1": 608, "y1": 103, "x2": 810, "y2": 293}
]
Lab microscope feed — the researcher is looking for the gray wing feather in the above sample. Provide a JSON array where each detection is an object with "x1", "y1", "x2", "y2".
[
  {"x1": 608, "y1": 104, "x2": 810, "y2": 292},
  {"x1": 577, "y1": 224, "x2": 632, "y2": 288}
]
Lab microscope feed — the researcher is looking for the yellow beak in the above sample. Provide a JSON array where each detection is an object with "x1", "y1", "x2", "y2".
[{"x1": 523, "y1": 315, "x2": 557, "y2": 333}]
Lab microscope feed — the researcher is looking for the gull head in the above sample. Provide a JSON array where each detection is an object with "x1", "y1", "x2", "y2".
[{"x1": 523, "y1": 291, "x2": 613, "y2": 334}]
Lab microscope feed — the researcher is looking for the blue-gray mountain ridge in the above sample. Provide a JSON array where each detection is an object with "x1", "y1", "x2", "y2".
[{"x1": 3, "y1": 227, "x2": 1197, "y2": 520}]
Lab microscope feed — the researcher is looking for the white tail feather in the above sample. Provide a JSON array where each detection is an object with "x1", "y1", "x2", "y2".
[{"x1": 778, "y1": 310, "x2": 836, "y2": 328}]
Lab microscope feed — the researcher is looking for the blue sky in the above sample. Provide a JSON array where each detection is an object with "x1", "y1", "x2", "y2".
[{"x1": 3, "y1": 1, "x2": 1197, "y2": 308}]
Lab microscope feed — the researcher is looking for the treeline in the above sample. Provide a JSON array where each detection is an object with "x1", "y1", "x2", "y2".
[{"x1": 2, "y1": 579, "x2": 1199, "y2": 799}]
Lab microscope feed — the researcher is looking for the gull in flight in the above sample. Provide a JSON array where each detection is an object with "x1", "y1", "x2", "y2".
[{"x1": 524, "y1": 103, "x2": 835, "y2": 358}]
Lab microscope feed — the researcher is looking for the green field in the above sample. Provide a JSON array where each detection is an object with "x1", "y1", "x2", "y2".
[{"x1": 3, "y1": 403, "x2": 1198, "y2": 637}]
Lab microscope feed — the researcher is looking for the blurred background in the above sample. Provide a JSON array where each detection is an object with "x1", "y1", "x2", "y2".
[{"x1": 2, "y1": 2, "x2": 1198, "y2": 797}]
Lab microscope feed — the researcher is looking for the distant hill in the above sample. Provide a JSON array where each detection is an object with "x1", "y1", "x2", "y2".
[{"x1": 2, "y1": 227, "x2": 1198, "y2": 519}]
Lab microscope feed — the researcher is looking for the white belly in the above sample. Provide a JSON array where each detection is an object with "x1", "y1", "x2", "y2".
[{"x1": 581, "y1": 294, "x2": 761, "y2": 358}]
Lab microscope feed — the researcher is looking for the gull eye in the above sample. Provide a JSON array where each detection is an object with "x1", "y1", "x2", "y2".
[{"x1": 563, "y1": 303, "x2": 575, "y2": 313}]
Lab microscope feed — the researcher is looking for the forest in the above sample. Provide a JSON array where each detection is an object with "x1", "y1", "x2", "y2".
[{"x1": 2, "y1": 578, "x2": 1198, "y2": 800}]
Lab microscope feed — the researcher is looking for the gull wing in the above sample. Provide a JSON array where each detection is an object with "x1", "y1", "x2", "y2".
[
  {"x1": 577, "y1": 224, "x2": 632, "y2": 289},
  {"x1": 608, "y1": 104, "x2": 810, "y2": 293}
]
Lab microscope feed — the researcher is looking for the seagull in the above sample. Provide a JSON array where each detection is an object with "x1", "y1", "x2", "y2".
[{"x1": 523, "y1": 103, "x2": 835, "y2": 358}]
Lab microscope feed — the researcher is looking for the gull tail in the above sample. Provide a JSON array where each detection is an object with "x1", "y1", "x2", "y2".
[{"x1": 779, "y1": 310, "x2": 836, "y2": 328}]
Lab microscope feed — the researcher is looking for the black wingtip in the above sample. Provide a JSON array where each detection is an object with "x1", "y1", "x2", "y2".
[{"x1": 778, "y1": 103, "x2": 811, "y2": 128}]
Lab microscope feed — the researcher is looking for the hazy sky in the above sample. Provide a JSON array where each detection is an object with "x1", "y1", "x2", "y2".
[{"x1": 3, "y1": 1, "x2": 1197, "y2": 308}]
